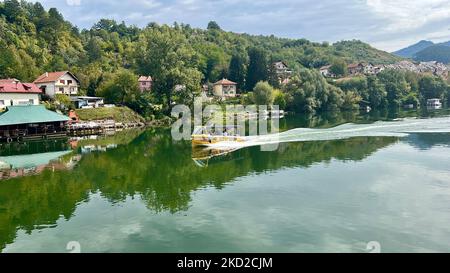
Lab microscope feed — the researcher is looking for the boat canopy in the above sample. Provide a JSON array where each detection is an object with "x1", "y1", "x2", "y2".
[{"x1": 192, "y1": 125, "x2": 242, "y2": 135}]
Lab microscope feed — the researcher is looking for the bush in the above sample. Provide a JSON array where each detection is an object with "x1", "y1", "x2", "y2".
[
  {"x1": 240, "y1": 92, "x2": 254, "y2": 105},
  {"x1": 253, "y1": 81, "x2": 274, "y2": 105},
  {"x1": 54, "y1": 94, "x2": 74, "y2": 112},
  {"x1": 273, "y1": 89, "x2": 286, "y2": 109}
]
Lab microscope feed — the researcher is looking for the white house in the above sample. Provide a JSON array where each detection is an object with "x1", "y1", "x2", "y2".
[
  {"x1": 273, "y1": 61, "x2": 293, "y2": 83},
  {"x1": 34, "y1": 71, "x2": 80, "y2": 98},
  {"x1": 319, "y1": 65, "x2": 335, "y2": 78},
  {"x1": 0, "y1": 79, "x2": 41, "y2": 109}
]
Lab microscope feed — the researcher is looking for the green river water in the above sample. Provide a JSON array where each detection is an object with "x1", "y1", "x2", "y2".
[{"x1": 1, "y1": 109, "x2": 450, "y2": 253}]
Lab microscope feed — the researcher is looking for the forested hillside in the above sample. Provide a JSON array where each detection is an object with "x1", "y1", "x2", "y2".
[
  {"x1": 4, "y1": 0, "x2": 445, "y2": 117},
  {"x1": 0, "y1": 0, "x2": 400, "y2": 84}
]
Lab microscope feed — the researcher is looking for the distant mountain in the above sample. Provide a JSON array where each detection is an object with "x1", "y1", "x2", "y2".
[
  {"x1": 393, "y1": 40, "x2": 450, "y2": 63},
  {"x1": 414, "y1": 44, "x2": 450, "y2": 63},
  {"x1": 393, "y1": 40, "x2": 434, "y2": 58},
  {"x1": 438, "y1": 41, "x2": 450, "y2": 47}
]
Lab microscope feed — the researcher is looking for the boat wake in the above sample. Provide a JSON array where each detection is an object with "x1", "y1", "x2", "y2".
[{"x1": 203, "y1": 116, "x2": 450, "y2": 150}]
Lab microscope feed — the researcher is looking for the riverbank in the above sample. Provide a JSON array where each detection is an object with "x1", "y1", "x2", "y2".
[
  {"x1": 75, "y1": 106, "x2": 172, "y2": 128},
  {"x1": 75, "y1": 107, "x2": 145, "y2": 125}
]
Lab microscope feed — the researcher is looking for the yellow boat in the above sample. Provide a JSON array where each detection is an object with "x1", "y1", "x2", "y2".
[{"x1": 191, "y1": 126, "x2": 246, "y2": 147}]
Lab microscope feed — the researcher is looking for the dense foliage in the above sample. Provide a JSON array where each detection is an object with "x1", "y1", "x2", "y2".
[
  {"x1": 0, "y1": 0, "x2": 407, "y2": 115},
  {"x1": 252, "y1": 81, "x2": 275, "y2": 105},
  {"x1": 335, "y1": 70, "x2": 450, "y2": 108}
]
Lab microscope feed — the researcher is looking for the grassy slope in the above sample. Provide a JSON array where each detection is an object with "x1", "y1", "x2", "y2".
[{"x1": 75, "y1": 107, "x2": 145, "y2": 123}]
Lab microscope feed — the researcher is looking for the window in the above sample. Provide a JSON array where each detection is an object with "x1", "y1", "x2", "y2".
[
  {"x1": 0, "y1": 100, "x2": 4, "y2": 106},
  {"x1": 68, "y1": 80, "x2": 73, "y2": 85},
  {"x1": 142, "y1": 82, "x2": 146, "y2": 86},
  {"x1": 59, "y1": 87, "x2": 64, "y2": 93},
  {"x1": 29, "y1": 99, "x2": 34, "y2": 105},
  {"x1": 60, "y1": 80, "x2": 65, "y2": 84}
]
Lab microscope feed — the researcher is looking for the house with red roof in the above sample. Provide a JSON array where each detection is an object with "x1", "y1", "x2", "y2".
[
  {"x1": 34, "y1": 71, "x2": 80, "y2": 98},
  {"x1": 0, "y1": 79, "x2": 41, "y2": 109},
  {"x1": 138, "y1": 76, "x2": 153, "y2": 92},
  {"x1": 213, "y1": 79, "x2": 237, "y2": 99}
]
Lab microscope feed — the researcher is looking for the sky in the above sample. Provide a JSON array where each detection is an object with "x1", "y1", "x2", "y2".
[{"x1": 34, "y1": 0, "x2": 450, "y2": 52}]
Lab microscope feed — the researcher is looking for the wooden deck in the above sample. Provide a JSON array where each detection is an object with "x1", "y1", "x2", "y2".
[{"x1": 0, "y1": 119, "x2": 144, "y2": 142}]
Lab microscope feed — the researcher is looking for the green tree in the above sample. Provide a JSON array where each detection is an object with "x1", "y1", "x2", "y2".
[
  {"x1": 86, "y1": 37, "x2": 103, "y2": 62},
  {"x1": 377, "y1": 69, "x2": 409, "y2": 107},
  {"x1": 0, "y1": 42, "x2": 19, "y2": 78},
  {"x1": 135, "y1": 26, "x2": 202, "y2": 110},
  {"x1": 342, "y1": 91, "x2": 362, "y2": 110},
  {"x1": 228, "y1": 54, "x2": 246, "y2": 92},
  {"x1": 253, "y1": 81, "x2": 275, "y2": 105},
  {"x1": 330, "y1": 59, "x2": 347, "y2": 77},
  {"x1": 419, "y1": 75, "x2": 448, "y2": 101},
  {"x1": 283, "y1": 69, "x2": 346, "y2": 113},
  {"x1": 367, "y1": 76, "x2": 387, "y2": 108},
  {"x1": 3, "y1": 0, "x2": 23, "y2": 23},
  {"x1": 246, "y1": 47, "x2": 267, "y2": 90},
  {"x1": 98, "y1": 69, "x2": 140, "y2": 106},
  {"x1": 207, "y1": 21, "x2": 221, "y2": 31},
  {"x1": 402, "y1": 92, "x2": 419, "y2": 108},
  {"x1": 54, "y1": 94, "x2": 74, "y2": 110},
  {"x1": 273, "y1": 89, "x2": 287, "y2": 109},
  {"x1": 199, "y1": 44, "x2": 228, "y2": 82}
]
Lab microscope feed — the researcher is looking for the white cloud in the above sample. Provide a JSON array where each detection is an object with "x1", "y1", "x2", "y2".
[
  {"x1": 366, "y1": 0, "x2": 450, "y2": 32},
  {"x1": 364, "y1": 0, "x2": 450, "y2": 51},
  {"x1": 66, "y1": 0, "x2": 81, "y2": 6}
]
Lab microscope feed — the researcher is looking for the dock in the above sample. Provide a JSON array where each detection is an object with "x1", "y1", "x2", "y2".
[{"x1": 0, "y1": 105, "x2": 69, "y2": 142}]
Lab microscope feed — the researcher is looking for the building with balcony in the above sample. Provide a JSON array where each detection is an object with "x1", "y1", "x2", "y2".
[{"x1": 34, "y1": 71, "x2": 80, "y2": 98}]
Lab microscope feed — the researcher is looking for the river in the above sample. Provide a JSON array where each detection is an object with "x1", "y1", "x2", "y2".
[{"x1": 1, "y1": 109, "x2": 450, "y2": 253}]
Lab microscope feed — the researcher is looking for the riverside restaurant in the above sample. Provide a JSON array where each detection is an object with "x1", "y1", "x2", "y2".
[{"x1": 0, "y1": 105, "x2": 69, "y2": 142}]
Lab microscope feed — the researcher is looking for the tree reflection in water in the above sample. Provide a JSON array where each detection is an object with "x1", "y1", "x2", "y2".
[{"x1": 0, "y1": 109, "x2": 449, "y2": 251}]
